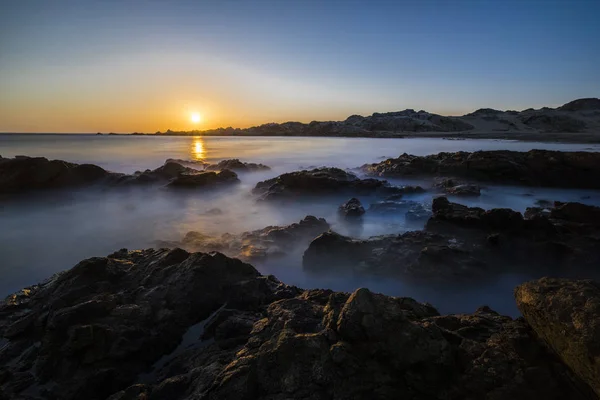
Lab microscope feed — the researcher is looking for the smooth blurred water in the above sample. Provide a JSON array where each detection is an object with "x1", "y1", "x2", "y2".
[{"x1": 2, "y1": 134, "x2": 600, "y2": 315}]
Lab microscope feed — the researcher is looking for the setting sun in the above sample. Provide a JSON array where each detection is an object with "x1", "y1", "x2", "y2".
[{"x1": 190, "y1": 112, "x2": 201, "y2": 124}]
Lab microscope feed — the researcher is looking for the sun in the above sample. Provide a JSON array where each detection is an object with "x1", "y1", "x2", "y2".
[{"x1": 190, "y1": 112, "x2": 201, "y2": 124}]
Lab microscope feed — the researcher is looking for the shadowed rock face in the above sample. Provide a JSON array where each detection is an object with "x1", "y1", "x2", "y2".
[
  {"x1": 338, "y1": 198, "x2": 365, "y2": 219},
  {"x1": 166, "y1": 169, "x2": 239, "y2": 188},
  {"x1": 253, "y1": 167, "x2": 416, "y2": 201},
  {"x1": 1, "y1": 252, "x2": 593, "y2": 400},
  {"x1": 515, "y1": 278, "x2": 600, "y2": 398},
  {"x1": 362, "y1": 149, "x2": 600, "y2": 189}
]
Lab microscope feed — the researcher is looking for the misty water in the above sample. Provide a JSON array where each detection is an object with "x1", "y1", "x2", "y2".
[{"x1": 2, "y1": 134, "x2": 600, "y2": 316}]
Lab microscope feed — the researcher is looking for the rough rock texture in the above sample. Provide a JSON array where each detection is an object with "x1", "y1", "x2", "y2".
[
  {"x1": 362, "y1": 150, "x2": 600, "y2": 189},
  {"x1": 516, "y1": 278, "x2": 600, "y2": 397},
  {"x1": 0, "y1": 156, "x2": 117, "y2": 194},
  {"x1": 434, "y1": 178, "x2": 481, "y2": 196},
  {"x1": 158, "y1": 216, "x2": 330, "y2": 262},
  {"x1": 1, "y1": 256, "x2": 593, "y2": 400},
  {"x1": 0, "y1": 249, "x2": 298, "y2": 400},
  {"x1": 252, "y1": 167, "x2": 406, "y2": 201},
  {"x1": 338, "y1": 198, "x2": 365, "y2": 219},
  {"x1": 166, "y1": 169, "x2": 239, "y2": 188},
  {"x1": 303, "y1": 197, "x2": 600, "y2": 282},
  {"x1": 205, "y1": 159, "x2": 270, "y2": 172}
]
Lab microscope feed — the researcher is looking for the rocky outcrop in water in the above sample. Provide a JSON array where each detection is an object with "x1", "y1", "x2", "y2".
[
  {"x1": 0, "y1": 156, "x2": 116, "y2": 194},
  {"x1": 2, "y1": 250, "x2": 597, "y2": 399},
  {"x1": 205, "y1": 159, "x2": 270, "y2": 172},
  {"x1": 158, "y1": 216, "x2": 330, "y2": 262},
  {"x1": 302, "y1": 197, "x2": 600, "y2": 282},
  {"x1": 253, "y1": 167, "x2": 420, "y2": 201},
  {"x1": 338, "y1": 198, "x2": 365, "y2": 219},
  {"x1": 166, "y1": 169, "x2": 239, "y2": 188},
  {"x1": 362, "y1": 149, "x2": 600, "y2": 189}
]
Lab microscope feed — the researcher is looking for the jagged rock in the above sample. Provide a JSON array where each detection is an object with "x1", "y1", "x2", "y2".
[
  {"x1": 168, "y1": 216, "x2": 330, "y2": 262},
  {"x1": 167, "y1": 170, "x2": 239, "y2": 188},
  {"x1": 338, "y1": 198, "x2": 365, "y2": 218},
  {"x1": 252, "y1": 167, "x2": 402, "y2": 201},
  {"x1": 551, "y1": 201, "x2": 600, "y2": 226},
  {"x1": 515, "y1": 278, "x2": 600, "y2": 397},
  {"x1": 205, "y1": 159, "x2": 270, "y2": 172},
  {"x1": 0, "y1": 249, "x2": 299, "y2": 400},
  {"x1": 362, "y1": 150, "x2": 600, "y2": 189}
]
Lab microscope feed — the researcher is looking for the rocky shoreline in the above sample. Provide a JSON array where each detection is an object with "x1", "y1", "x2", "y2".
[
  {"x1": 1, "y1": 249, "x2": 599, "y2": 399},
  {"x1": 2, "y1": 151, "x2": 600, "y2": 399}
]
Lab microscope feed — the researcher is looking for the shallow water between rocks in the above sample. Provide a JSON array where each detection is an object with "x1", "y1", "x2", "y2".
[{"x1": 2, "y1": 134, "x2": 600, "y2": 316}]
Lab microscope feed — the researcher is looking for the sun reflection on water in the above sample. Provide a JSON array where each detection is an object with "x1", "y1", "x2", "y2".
[{"x1": 192, "y1": 136, "x2": 205, "y2": 160}]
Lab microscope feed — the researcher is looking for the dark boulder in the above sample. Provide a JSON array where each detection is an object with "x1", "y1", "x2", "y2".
[{"x1": 338, "y1": 198, "x2": 365, "y2": 218}]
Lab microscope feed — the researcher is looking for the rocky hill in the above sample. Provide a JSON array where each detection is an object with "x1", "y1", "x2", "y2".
[{"x1": 154, "y1": 98, "x2": 600, "y2": 139}]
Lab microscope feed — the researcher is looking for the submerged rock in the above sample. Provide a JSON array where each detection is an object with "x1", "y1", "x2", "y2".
[
  {"x1": 252, "y1": 167, "x2": 404, "y2": 201},
  {"x1": 0, "y1": 253, "x2": 594, "y2": 399},
  {"x1": 205, "y1": 159, "x2": 270, "y2": 172},
  {"x1": 434, "y1": 178, "x2": 481, "y2": 196},
  {"x1": 338, "y1": 198, "x2": 365, "y2": 218},
  {"x1": 362, "y1": 149, "x2": 600, "y2": 189}
]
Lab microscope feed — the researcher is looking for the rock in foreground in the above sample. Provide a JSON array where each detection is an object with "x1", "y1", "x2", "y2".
[
  {"x1": 0, "y1": 250, "x2": 593, "y2": 399},
  {"x1": 516, "y1": 278, "x2": 600, "y2": 398},
  {"x1": 205, "y1": 159, "x2": 270, "y2": 172}
]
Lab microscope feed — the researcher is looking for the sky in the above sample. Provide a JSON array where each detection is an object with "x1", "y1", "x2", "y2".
[{"x1": 1, "y1": 0, "x2": 599, "y2": 133}]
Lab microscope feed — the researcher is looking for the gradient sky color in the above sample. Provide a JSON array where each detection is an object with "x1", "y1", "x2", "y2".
[{"x1": 1, "y1": 0, "x2": 599, "y2": 133}]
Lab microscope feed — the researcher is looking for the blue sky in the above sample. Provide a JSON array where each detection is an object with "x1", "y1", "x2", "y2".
[{"x1": 1, "y1": 0, "x2": 599, "y2": 132}]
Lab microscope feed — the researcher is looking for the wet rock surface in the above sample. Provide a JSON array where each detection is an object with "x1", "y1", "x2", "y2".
[
  {"x1": 1, "y1": 252, "x2": 596, "y2": 400},
  {"x1": 303, "y1": 197, "x2": 600, "y2": 282},
  {"x1": 166, "y1": 169, "x2": 239, "y2": 188},
  {"x1": 205, "y1": 159, "x2": 270, "y2": 172},
  {"x1": 252, "y1": 167, "x2": 408, "y2": 201},
  {"x1": 362, "y1": 150, "x2": 600, "y2": 189},
  {"x1": 158, "y1": 216, "x2": 330, "y2": 262}
]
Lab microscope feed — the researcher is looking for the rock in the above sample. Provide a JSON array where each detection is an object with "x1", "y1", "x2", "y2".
[
  {"x1": 434, "y1": 178, "x2": 481, "y2": 196},
  {"x1": 551, "y1": 201, "x2": 600, "y2": 226},
  {"x1": 1, "y1": 252, "x2": 595, "y2": 399},
  {"x1": 519, "y1": 114, "x2": 586, "y2": 133},
  {"x1": 167, "y1": 169, "x2": 239, "y2": 188},
  {"x1": 430, "y1": 197, "x2": 524, "y2": 231},
  {"x1": 253, "y1": 167, "x2": 402, "y2": 201},
  {"x1": 0, "y1": 249, "x2": 298, "y2": 400},
  {"x1": 205, "y1": 159, "x2": 270, "y2": 172},
  {"x1": 362, "y1": 150, "x2": 600, "y2": 189},
  {"x1": 0, "y1": 156, "x2": 117, "y2": 194},
  {"x1": 515, "y1": 278, "x2": 600, "y2": 397},
  {"x1": 164, "y1": 158, "x2": 209, "y2": 169},
  {"x1": 171, "y1": 216, "x2": 330, "y2": 262},
  {"x1": 338, "y1": 198, "x2": 365, "y2": 218}
]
